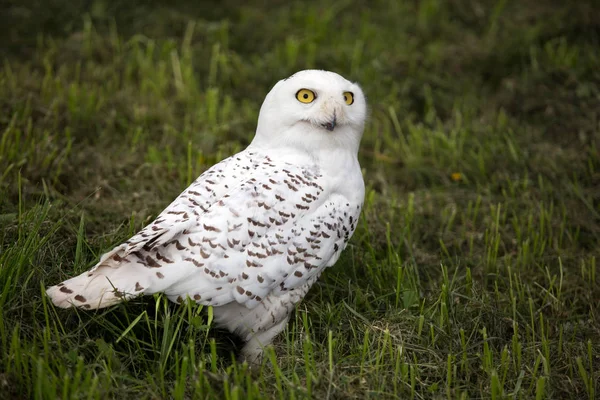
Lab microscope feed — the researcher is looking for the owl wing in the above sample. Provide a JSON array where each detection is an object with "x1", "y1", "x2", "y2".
[
  {"x1": 150, "y1": 158, "x2": 362, "y2": 309},
  {"x1": 97, "y1": 152, "x2": 257, "y2": 263},
  {"x1": 49, "y1": 150, "x2": 362, "y2": 310}
]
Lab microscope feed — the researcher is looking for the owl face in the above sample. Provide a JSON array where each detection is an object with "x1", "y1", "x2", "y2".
[
  {"x1": 274, "y1": 70, "x2": 366, "y2": 132},
  {"x1": 253, "y1": 70, "x2": 367, "y2": 152}
]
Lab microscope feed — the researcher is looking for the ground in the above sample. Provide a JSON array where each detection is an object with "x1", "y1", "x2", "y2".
[{"x1": 0, "y1": 0, "x2": 599, "y2": 398}]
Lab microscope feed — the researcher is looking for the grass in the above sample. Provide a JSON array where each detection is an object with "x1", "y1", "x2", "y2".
[{"x1": 1, "y1": 0, "x2": 599, "y2": 398}]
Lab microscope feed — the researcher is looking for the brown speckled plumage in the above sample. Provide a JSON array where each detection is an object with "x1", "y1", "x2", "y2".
[{"x1": 46, "y1": 70, "x2": 366, "y2": 364}]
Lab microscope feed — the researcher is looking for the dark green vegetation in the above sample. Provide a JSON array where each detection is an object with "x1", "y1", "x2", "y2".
[{"x1": 1, "y1": 0, "x2": 599, "y2": 398}]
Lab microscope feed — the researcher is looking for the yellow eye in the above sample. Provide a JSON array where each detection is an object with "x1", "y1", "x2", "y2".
[
  {"x1": 296, "y1": 89, "x2": 316, "y2": 104},
  {"x1": 343, "y1": 91, "x2": 354, "y2": 105}
]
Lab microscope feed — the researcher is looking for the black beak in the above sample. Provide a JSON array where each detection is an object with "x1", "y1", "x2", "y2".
[{"x1": 321, "y1": 113, "x2": 337, "y2": 131}]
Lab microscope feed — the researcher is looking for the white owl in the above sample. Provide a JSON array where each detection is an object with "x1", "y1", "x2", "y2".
[{"x1": 47, "y1": 70, "x2": 366, "y2": 363}]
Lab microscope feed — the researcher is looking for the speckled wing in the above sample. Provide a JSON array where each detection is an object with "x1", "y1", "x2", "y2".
[
  {"x1": 99, "y1": 151, "x2": 362, "y2": 309},
  {"x1": 97, "y1": 153, "x2": 252, "y2": 262}
]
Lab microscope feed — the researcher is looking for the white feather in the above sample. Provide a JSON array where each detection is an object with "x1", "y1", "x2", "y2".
[{"x1": 47, "y1": 69, "x2": 367, "y2": 363}]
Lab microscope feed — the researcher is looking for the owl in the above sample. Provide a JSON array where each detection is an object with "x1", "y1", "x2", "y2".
[{"x1": 47, "y1": 70, "x2": 366, "y2": 364}]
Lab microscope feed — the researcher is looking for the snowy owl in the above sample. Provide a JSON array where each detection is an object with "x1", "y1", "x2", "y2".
[{"x1": 47, "y1": 69, "x2": 366, "y2": 363}]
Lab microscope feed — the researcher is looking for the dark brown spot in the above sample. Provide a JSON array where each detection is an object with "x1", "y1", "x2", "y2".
[
  {"x1": 236, "y1": 286, "x2": 245, "y2": 294},
  {"x1": 59, "y1": 286, "x2": 73, "y2": 294},
  {"x1": 203, "y1": 224, "x2": 221, "y2": 232},
  {"x1": 242, "y1": 272, "x2": 249, "y2": 279},
  {"x1": 156, "y1": 272, "x2": 165, "y2": 279},
  {"x1": 285, "y1": 181, "x2": 298, "y2": 191},
  {"x1": 294, "y1": 271, "x2": 303, "y2": 277},
  {"x1": 194, "y1": 294, "x2": 201, "y2": 300},
  {"x1": 135, "y1": 282, "x2": 144, "y2": 291},
  {"x1": 246, "y1": 260, "x2": 261, "y2": 267},
  {"x1": 156, "y1": 252, "x2": 174, "y2": 263},
  {"x1": 145, "y1": 255, "x2": 161, "y2": 268},
  {"x1": 200, "y1": 249, "x2": 210, "y2": 259},
  {"x1": 248, "y1": 217, "x2": 267, "y2": 228},
  {"x1": 74, "y1": 294, "x2": 87, "y2": 302},
  {"x1": 185, "y1": 257, "x2": 204, "y2": 268},
  {"x1": 203, "y1": 238, "x2": 219, "y2": 249},
  {"x1": 81, "y1": 304, "x2": 91, "y2": 309}
]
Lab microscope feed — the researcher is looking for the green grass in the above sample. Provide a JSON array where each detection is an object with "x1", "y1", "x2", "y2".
[{"x1": 1, "y1": 0, "x2": 599, "y2": 398}]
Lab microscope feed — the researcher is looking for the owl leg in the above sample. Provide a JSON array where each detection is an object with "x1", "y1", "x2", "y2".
[{"x1": 239, "y1": 315, "x2": 290, "y2": 366}]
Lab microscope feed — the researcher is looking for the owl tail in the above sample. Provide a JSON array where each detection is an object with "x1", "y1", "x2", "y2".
[{"x1": 46, "y1": 250, "x2": 154, "y2": 310}]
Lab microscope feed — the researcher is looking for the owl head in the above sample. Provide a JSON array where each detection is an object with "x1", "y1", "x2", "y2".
[{"x1": 252, "y1": 70, "x2": 367, "y2": 154}]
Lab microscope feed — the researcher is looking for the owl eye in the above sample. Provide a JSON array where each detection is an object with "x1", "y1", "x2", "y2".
[
  {"x1": 343, "y1": 92, "x2": 354, "y2": 105},
  {"x1": 296, "y1": 89, "x2": 316, "y2": 104}
]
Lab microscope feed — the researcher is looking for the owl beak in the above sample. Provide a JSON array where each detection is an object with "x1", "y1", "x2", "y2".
[{"x1": 321, "y1": 111, "x2": 337, "y2": 131}]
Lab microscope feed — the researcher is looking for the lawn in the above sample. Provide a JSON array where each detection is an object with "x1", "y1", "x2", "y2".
[{"x1": 1, "y1": 0, "x2": 599, "y2": 398}]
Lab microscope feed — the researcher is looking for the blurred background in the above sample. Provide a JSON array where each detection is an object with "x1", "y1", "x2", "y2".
[
  {"x1": 1, "y1": 1, "x2": 599, "y2": 213},
  {"x1": 1, "y1": 1, "x2": 599, "y2": 398}
]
